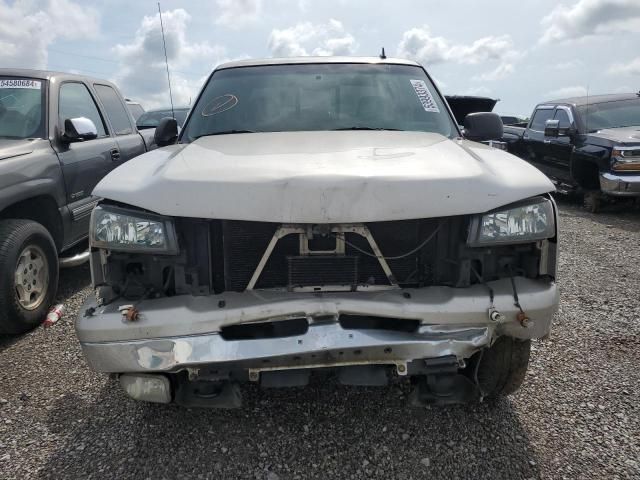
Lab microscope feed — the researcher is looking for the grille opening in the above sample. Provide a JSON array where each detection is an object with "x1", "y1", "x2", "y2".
[
  {"x1": 308, "y1": 234, "x2": 336, "y2": 252},
  {"x1": 339, "y1": 315, "x2": 420, "y2": 333},
  {"x1": 288, "y1": 255, "x2": 358, "y2": 288},
  {"x1": 215, "y1": 218, "x2": 461, "y2": 292},
  {"x1": 220, "y1": 318, "x2": 308, "y2": 340}
]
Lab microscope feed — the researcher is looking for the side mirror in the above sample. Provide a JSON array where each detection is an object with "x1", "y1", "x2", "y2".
[
  {"x1": 463, "y1": 112, "x2": 503, "y2": 142},
  {"x1": 544, "y1": 119, "x2": 560, "y2": 138},
  {"x1": 154, "y1": 117, "x2": 178, "y2": 147},
  {"x1": 62, "y1": 117, "x2": 97, "y2": 142},
  {"x1": 544, "y1": 119, "x2": 575, "y2": 138}
]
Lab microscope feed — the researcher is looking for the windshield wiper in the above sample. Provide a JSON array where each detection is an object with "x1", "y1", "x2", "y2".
[
  {"x1": 332, "y1": 127, "x2": 403, "y2": 131},
  {"x1": 194, "y1": 130, "x2": 258, "y2": 139}
]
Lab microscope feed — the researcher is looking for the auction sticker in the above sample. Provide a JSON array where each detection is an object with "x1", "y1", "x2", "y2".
[
  {"x1": 410, "y1": 79, "x2": 439, "y2": 113},
  {"x1": 0, "y1": 79, "x2": 41, "y2": 89}
]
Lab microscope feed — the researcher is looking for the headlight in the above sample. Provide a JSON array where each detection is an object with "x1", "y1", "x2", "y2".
[
  {"x1": 90, "y1": 205, "x2": 178, "y2": 254},
  {"x1": 611, "y1": 146, "x2": 640, "y2": 172},
  {"x1": 467, "y1": 197, "x2": 555, "y2": 246}
]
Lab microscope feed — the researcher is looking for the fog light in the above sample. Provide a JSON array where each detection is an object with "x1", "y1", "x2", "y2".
[{"x1": 120, "y1": 374, "x2": 171, "y2": 403}]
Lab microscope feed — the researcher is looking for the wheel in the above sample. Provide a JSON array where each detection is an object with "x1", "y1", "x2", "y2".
[
  {"x1": 583, "y1": 191, "x2": 601, "y2": 213},
  {"x1": 0, "y1": 219, "x2": 59, "y2": 334},
  {"x1": 476, "y1": 336, "x2": 531, "y2": 398}
]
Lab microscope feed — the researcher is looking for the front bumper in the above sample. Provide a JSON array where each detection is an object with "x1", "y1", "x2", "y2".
[
  {"x1": 600, "y1": 172, "x2": 640, "y2": 196},
  {"x1": 76, "y1": 277, "x2": 558, "y2": 374}
]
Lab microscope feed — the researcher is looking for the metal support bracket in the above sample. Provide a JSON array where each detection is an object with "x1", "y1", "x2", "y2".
[{"x1": 246, "y1": 224, "x2": 399, "y2": 290}]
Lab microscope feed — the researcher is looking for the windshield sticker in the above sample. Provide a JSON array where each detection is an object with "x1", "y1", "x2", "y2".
[
  {"x1": 410, "y1": 79, "x2": 439, "y2": 113},
  {"x1": 202, "y1": 94, "x2": 238, "y2": 116},
  {"x1": 0, "y1": 79, "x2": 41, "y2": 89}
]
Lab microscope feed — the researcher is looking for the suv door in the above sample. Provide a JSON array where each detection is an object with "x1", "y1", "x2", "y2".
[
  {"x1": 546, "y1": 106, "x2": 575, "y2": 182},
  {"x1": 523, "y1": 106, "x2": 554, "y2": 162},
  {"x1": 55, "y1": 81, "x2": 118, "y2": 243},
  {"x1": 93, "y1": 84, "x2": 146, "y2": 164}
]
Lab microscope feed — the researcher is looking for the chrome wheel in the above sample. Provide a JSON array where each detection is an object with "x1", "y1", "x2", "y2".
[{"x1": 14, "y1": 245, "x2": 49, "y2": 310}]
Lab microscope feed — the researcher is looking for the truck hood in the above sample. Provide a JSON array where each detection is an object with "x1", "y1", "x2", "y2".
[
  {"x1": 0, "y1": 138, "x2": 36, "y2": 161},
  {"x1": 590, "y1": 126, "x2": 640, "y2": 144},
  {"x1": 94, "y1": 131, "x2": 554, "y2": 222}
]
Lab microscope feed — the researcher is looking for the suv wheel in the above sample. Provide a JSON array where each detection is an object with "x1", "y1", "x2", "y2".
[
  {"x1": 583, "y1": 191, "x2": 602, "y2": 213},
  {"x1": 476, "y1": 336, "x2": 531, "y2": 398},
  {"x1": 0, "y1": 219, "x2": 59, "y2": 334}
]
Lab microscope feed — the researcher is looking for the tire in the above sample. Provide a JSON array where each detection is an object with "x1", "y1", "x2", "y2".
[
  {"x1": 0, "y1": 219, "x2": 59, "y2": 334},
  {"x1": 583, "y1": 192, "x2": 601, "y2": 213},
  {"x1": 477, "y1": 336, "x2": 531, "y2": 398}
]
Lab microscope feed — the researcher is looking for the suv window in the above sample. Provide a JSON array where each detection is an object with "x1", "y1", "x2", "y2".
[
  {"x1": 530, "y1": 108, "x2": 554, "y2": 131},
  {"x1": 94, "y1": 84, "x2": 133, "y2": 135},
  {"x1": 127, "y1": 102, "x2": 145, "y2": 120},
  {"x1": 554, "y1": 108, "x2": 571, "y2": 128},
  {"x1": 0, "y1": 78, "x2": 45, "y2": 139},
  {"x1": 59, "y1": 82, "x2": 106, "y2": 137}
]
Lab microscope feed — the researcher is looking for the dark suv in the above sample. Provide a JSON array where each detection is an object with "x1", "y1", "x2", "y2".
[{"x1": 0, "y1": 69, "x2": 152, "y2": 333}]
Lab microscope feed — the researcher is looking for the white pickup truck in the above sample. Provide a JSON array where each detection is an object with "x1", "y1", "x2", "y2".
[{"x1": 76, "y1": 57, "x2": 559, "y2": 408}]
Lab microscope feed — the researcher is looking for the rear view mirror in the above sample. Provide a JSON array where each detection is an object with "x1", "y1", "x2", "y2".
[
  {"x1": 463, "y1": 112, "x2": 503, "y2": 142},
  {"x1": 154, "y1": 117, "x2": 178, "y2": 147},
  {"x1": 62, "y1": 117, "x2": 97, "y2": 142}
]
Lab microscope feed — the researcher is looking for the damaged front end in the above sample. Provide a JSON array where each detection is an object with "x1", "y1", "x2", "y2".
[{"x1": 77, "y1": 196, "x2": 558, "y2": 407}]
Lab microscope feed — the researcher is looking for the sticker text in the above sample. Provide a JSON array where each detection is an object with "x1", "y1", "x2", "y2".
[{"x1": 410, "y1": 79, "x2": 439, "y2": 113}]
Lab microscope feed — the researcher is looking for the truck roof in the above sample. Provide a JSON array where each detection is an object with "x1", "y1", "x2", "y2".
[
  {"x1": 0, "y1": 68, "x2": 116, "y2": 87},
  {"x1": 216, "y1": 56, "x2": 421, "y2": 70},
  {"x1": 542, "y1": 92, "x2": 640, "y2": 107}
]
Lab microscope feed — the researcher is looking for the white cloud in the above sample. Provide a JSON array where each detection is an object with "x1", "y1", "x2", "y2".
[
  {"x1": 113, "y1": 9, "x2": 231, "y2": 108},
  {"x1": 608, "y1": 57, "x2": 640, "y2": 76},
  {"x1": 397, "y1": 27, "x2": 518, "y2": 65},
  {"x1": 215, "y1": 0, "x2": 262, "y2": 28},
  {"x1": 462, "y1": 86, "x2": 493, "y2": 96},
  {"x1": 297, "y1": 0, "x2": 310, "y2": 12},
  {"x1": 0, "y1": 0, "x2": 99, "y2": 69},
  {"x1": 397, "y1": 26, "x2": 520, "y2": 81},
  {"x1": 545, "y1": 85, "x2": 588, "y2": 99},
  {"x1": 472, "y1": 63, "x2": 515, "y2": 81},
  {"x1": 268, "y1": 19, "x2": 357, "y2": 57},
  {"x1": 448, "y1": 35, "x2": 516, "y2": 65},
  {"x1": 540, "y1": 0, "x2": 640, "y2": 44},
  {"x1": 396, "y1": 27, "x2": 450, "y2": 65},
  {"x1": 554, "y1": 59, "x2": 583, "y2": 70}
]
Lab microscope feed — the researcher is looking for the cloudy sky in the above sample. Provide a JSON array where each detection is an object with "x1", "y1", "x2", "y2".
[{"x1": 1, "y1": 0, "x2": 639, "y2": 114}]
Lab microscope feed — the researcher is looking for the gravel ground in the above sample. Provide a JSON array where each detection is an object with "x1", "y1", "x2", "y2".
[{"x1": 1, "y1": 199, "x2": 639, "y2": 480}]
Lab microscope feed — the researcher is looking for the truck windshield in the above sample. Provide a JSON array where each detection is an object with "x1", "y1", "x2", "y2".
[
  {"x1": 0, "y1": 78, "x2": 45, "y2": 139},
  {"x1": 182, "y1": 63, "x2": 456, "y2": 141},
  {"x1": 578, "y1": 98, "x2": 640, "y2": 132}
]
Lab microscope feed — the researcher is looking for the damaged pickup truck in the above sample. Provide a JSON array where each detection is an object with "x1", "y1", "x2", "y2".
[{"x1": 76, "y1": 57, "x2": 559, "y2": 407}]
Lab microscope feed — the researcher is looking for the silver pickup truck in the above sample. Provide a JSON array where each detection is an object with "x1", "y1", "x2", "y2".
[{"x1": 76, "y1": 57, "x2": 559, "y2": 408}]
